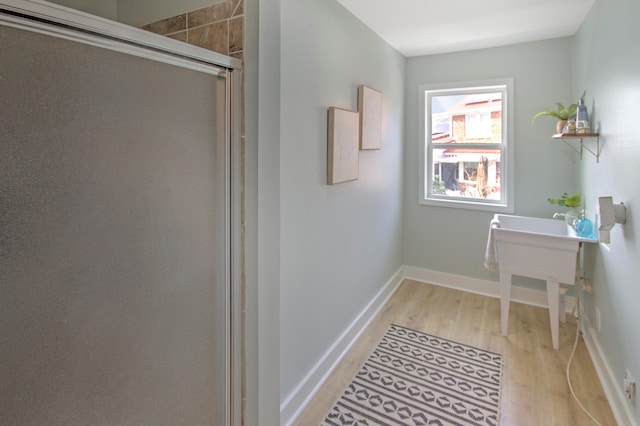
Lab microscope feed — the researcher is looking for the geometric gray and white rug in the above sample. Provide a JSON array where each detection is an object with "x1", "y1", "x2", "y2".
[{"x1": 321, "y1": 324, "x2": 503, "y2": 426}]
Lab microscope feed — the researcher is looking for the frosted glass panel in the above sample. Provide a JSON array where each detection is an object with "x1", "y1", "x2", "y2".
[{"x1": 0, "y1": 23, "x2": 229, "y2": 425}]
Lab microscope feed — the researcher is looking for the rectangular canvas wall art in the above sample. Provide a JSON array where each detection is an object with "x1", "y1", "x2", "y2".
[
  {"x1": 358, "y1": 85, "x2": 382, "y2": 150},
  {"x1": 327, "y1": 107, "x2": 359, "y2": 184}
]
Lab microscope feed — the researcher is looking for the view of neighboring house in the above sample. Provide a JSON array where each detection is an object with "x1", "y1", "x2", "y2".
[{"x1": 431, "y1": 93, "x2": 502, "y2": 200}]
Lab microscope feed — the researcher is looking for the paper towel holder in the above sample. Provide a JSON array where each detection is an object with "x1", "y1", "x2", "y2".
[{"x1": 598, "y1": 196, "x2": 626, "y2": 231}]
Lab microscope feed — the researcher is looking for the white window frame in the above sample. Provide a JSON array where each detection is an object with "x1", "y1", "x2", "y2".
[{"x1": 418, "y1": 78, "x2": 514, "y2": 213}]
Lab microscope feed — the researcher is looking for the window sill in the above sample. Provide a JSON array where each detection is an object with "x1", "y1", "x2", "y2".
[{"x1": 420, "y1": 197, "x2": 514, "y2": 213}]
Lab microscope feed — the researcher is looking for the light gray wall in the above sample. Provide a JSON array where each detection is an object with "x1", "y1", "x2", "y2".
[
  {"x1": 403, "y1": 38, "x2": 580, "y2": 291},
  {"x1": 255, "y1": 0, "x2": 282, "y2": 423},
  {"x1": 41, "y1": 0, "x2": 640, "y2": 423},
  {"x1": 574, "y1": 1, "x2": 640, "y2": 422},
  {"x1": 279, "y1": 0, "x2": 405, "y2": 402},
  {"x1": 242, "y1": 0, "x2": 270, "y2": 423}
]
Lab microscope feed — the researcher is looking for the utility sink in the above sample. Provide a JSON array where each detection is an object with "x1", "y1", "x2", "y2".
[
  {"x1": 494, "y1": 214, "x2": 598, "y2": 244},
  {"x1": 490, "y1": 214, "x2": 597, "y2": 349}
]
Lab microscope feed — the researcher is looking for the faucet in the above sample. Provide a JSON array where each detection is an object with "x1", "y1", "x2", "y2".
[{"x1": 553, "y1": 212, "x2": 578, "y2": 227}]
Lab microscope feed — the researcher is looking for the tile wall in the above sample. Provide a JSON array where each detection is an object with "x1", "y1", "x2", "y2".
[{"x1": 142, "y1": 0, "x2": 244, "y2": 60}]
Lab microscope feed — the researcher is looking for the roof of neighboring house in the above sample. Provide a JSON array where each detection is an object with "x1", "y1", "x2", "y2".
[
  {"x1": 432, "y1": 95, "x2": 503, "y2": 124},
  {"x1": 447, "y1": 94, "x2": 502, "y2": 115},
  {"x1": 432, "y1": 132, "x2": 455, "y2": 143}
]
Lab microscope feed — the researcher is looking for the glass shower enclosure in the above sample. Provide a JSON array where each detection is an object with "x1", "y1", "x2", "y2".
[{"x1": 0, "y1": 2, "x2": 241, "y2": 424}]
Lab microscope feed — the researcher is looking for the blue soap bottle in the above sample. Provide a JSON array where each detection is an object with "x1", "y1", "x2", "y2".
[{"x1": 576, "y1": 214, "x2": 594, "y2": 239}]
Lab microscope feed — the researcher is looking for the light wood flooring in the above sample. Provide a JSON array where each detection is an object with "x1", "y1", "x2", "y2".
[{"x1": 294, "y1": 279, "x2": 616, "y2": 425}]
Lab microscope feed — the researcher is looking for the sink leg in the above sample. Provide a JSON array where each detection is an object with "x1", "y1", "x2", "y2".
[
  {"x1": 546, "y1": 280, "x2": 560, "y2": 350},
  {"x1": 500, "y1": 272, "x2": 512, "y2": 336},
  {"x1": 559, "y1": 286, "x2": 567, "y2": 323}
]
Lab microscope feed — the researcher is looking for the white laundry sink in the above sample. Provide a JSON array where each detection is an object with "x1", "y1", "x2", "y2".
[
  {"x1": 490, "y1": 214, "x2": 597, "y2": 349},
  {"x1": 495, "y1": 214, "x2": 597, "y2": 245}
]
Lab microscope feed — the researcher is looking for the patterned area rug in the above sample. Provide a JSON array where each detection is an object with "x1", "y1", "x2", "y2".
[{"x1": 321, "y1": 324, "x2": 503, "y2": 426}]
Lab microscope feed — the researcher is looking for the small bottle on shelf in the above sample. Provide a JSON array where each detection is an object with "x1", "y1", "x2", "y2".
[{"x1": 575, "y1": 97, "x2": 590, "y2": 134}]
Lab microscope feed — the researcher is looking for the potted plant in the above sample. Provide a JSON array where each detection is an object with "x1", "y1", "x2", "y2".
[
  {"x1": 531, "y1": 91, "x2": 586, "y2": 134},
  {"x1": 531, "y1": 101, "x2": 579, "y2": 134},
  {"x1": 548, "y1": 192, "x2": 582, "y2": 209},
  {"x1": 548, "y1": 192, "x2": 583, "y2": 224}
]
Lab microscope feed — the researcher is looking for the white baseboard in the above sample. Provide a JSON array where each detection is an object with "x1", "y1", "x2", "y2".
[
  {"x1": 581, "y1": 315, "x2": 637, "y2": 426},
  {"x1": 280, "y1": 267, "x2": 404, "y2": 426},
  {"x1": 407, "y1": 265, "x2": 635, "y2": 426},
  {"x1": 401, "y1": 265, "x2": 576, "y2": 311},
  {"x1": 282, "y1": 265, "x2": 582, "y2": 425}
]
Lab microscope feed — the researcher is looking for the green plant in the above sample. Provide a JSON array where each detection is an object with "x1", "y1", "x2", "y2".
[
  {"x1": 531, "y1": 91, "x2": 586, "y2": 124},
  {"x1": 432, "y1": 179, "x2": 446, "y2": 195},
  {"x1": 548, "y1": 192, "x2": 582, "y2": 209}
]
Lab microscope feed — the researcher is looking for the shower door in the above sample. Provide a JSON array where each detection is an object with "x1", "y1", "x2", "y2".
[{"x1": 0, "y1": 4, "x2": 239, "y2": 425}]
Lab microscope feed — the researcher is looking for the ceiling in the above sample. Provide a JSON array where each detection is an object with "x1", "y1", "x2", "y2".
[{"x1": 334, "y1": 0, "x2": 595, "y2": 57}]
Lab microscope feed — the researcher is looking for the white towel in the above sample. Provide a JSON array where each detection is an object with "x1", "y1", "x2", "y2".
[{"x1": 484, "y1": 218, "x2": 501, "y2": 272}]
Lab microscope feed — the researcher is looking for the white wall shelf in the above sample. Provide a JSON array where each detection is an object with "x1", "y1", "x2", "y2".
[{"x1": 552, "y1": 133, "x2": 600, "y2": 163}]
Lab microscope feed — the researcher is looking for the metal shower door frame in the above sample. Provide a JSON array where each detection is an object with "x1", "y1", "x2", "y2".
[{"x1": 0, "y1": 1, "x2": 243, "y2": 424}]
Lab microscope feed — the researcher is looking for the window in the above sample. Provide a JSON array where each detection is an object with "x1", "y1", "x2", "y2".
[
  {"x1": 418, "y1": 79, "x2": 514, "y2": 212},
  {"x1": 465, "y1": 112, "x2": 491, "y2": 138}
]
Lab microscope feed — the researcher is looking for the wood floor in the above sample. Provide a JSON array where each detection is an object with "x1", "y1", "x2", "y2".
[{"x1": 293, "y1": 279, "x2": 616, "y2": 425}]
